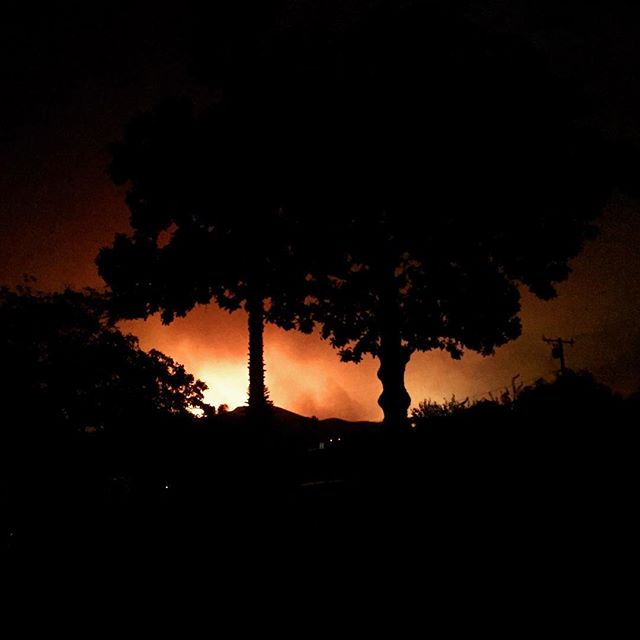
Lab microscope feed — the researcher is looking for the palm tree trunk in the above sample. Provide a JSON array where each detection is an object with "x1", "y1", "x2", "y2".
[{"x1": 246, "y1": 287, "x2": 267, "y2": 410}]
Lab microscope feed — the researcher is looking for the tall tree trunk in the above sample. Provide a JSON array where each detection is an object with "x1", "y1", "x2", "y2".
[
  {"x1": 377, "y1": 328, "x2": 411, "y2": 429},
  {"x1": 246, "y1": 288, "x2": 267, "y2": 411},
  {"x1": 377, "y1": 268, "x2": 411, "y2": 429}
]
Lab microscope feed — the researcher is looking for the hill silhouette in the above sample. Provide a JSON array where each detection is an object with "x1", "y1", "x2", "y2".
[{"x1": 225, "y1": 404, "x2": 380, "y2": 440}]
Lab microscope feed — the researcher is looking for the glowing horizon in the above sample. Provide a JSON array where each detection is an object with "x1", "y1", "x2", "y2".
[{"x1": 3, "y1": 190, "x2": 637, "y2": 422}]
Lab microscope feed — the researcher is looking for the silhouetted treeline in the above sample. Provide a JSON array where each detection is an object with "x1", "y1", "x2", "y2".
[
  {"x1": 406, "y1": 371, "x2": 636, "y2": 497},
  {"x1": 403, "y1": 369, "x2": 635, "y2": 541},
  {"x1": 0, "y1": 285, "x2": 209, "y2": 435},
  {"x1": 3, "y1": 312, "x2": 634, "y2": 571},
  {"x1": 97, "y1": 0, "x2": 633, "y2": 428},
  {"x1": 411, "y1": 370, "x2": 635, "y2": 429}
]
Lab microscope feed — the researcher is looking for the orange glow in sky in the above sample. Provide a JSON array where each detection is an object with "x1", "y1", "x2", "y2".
[
  {"x1": 119, "y1": 190, "x2": 640, "y2": 422},
  {"x1": 122, "y1": 310, "x2": 383, "y2": 420},
  {"x1": 2, "y1": 1, "x2": 640, "y2": 423},
  {"x1": 1, "y1": 148, "x2": 639, "y2": 420}
]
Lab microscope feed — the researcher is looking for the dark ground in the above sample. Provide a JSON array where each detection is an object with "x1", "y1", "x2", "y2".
[
  {"x1": 2, "y1": 405, "x2": 633, "y2": 585},
  {"x1": 0, "y1": 398, "x2": 632, "y2": 635}
]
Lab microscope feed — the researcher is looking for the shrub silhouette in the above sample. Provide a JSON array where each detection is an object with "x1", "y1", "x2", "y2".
[{"x1": 0, "y1": 285, "x2": 208, "y2": 433}]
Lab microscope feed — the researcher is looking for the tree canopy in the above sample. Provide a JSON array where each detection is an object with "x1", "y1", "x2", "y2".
[
  {"x1": 273, "y1": 1, "x2": 617, "y2": 425},
  {"x1": 99, "y1": 1, "x2": 622, "y2": 426},
  {"x1": 97, "y1": 89, "x2": 316, "y2": 409}
]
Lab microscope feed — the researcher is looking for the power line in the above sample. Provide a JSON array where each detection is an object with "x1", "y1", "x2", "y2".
[{"x1": 542, "y1": 336, "x2": 574, "y2": 375}]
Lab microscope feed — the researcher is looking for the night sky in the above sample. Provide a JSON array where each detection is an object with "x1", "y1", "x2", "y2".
[{"x1": 2, "y1": 1, "x2": 639, "y2": 419}]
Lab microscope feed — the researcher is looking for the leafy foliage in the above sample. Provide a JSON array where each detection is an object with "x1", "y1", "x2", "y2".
[
  {"x1": 411, "y1": 395, "x2": 470, "y2": 421},
  {"x1": 260, "y1": 2, "x2": 620, "y2": 425},
  {"x1": 286, "y1": 2, "x2": 613, "y2": 363},
  {"x1": 0, "y1": 286, "x2": 209, "y2": 432},
  {"x1": 515, "y1": 369, "x2": 622, "y2": 420},
  {"x1": 97, "y1": 91, "x2": 314, "y2": 408},
  {"x1": 100, "y1": 2, "x2": 621, "y2": 425},
  {"x1": 97, "y1": 96, "x2": 310, "y2": 326},
  {"x1": 411, "y1": 369, "x2": 626, "y2": 429}
]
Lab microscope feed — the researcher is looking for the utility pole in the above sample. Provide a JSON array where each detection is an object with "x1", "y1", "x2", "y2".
[{"x1": 542, "y1": 336, "x2": 574, "y2": 375}]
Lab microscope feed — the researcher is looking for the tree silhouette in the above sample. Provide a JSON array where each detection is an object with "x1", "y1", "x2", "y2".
[
  {"x1": 98, "y1": 2, "x2": 625, "y2": 427},
  {"x1": 278, "y1": 2, "x2": 617, "y2": 427},
  {"x1": 0, "y1": 285, "x2": 208, "y2": 432},
  {"x1": 97, "y1": 98, "x2": 311, "y2": 412}
]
